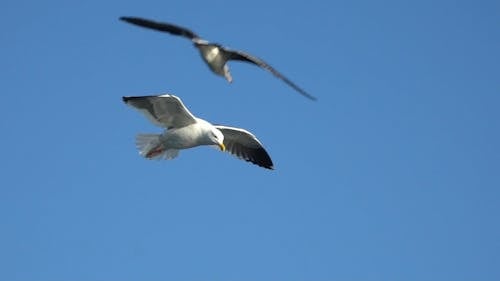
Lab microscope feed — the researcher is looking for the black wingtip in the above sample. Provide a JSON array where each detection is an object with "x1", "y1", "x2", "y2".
[
  {"x1": 264, "y1": 164, "x2": 275, "y2": 170},
  {"x1": 119, "y1": 16, "x2": 148, "y2": 26},
  {"x1": 122, "y1": 96, "x2": 130, "y2": 103},
  {"x1": 253, "y1": 161, "x2": 274, "y2": 170},
  {"x1": 296, "y1": 88, "x2": 317, "y2": 101},
  {"x1": 253, "y1": 147, "x2": 274, "y2": 170},
  {"x1": 119, "y1": 16, "x2": 134, "y2": 22}
]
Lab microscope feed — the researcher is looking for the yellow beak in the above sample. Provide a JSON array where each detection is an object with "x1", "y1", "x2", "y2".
[{"x1": 218, "y1": 142, "x2": 226, "y2": 151}]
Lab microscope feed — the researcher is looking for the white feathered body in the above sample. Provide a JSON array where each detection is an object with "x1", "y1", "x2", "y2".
[{"x1": 136, "y1": 118, "x2": 222, "y2": 160}]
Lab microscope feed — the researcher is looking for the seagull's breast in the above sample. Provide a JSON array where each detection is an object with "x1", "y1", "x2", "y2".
[
  {"x1": 205, "y1": 46, "x2": 220, "y2": 62},
  {"x1": 162, "y1": 123, "x2": 210, "y2": 149},
  {"x1": 196, "y1": 44, "x2": 227, "y2": 75}
]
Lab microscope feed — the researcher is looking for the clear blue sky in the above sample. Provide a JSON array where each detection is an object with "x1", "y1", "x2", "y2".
[{"x1": 1, "y1": 0, "x2": 499, "y2": 280}]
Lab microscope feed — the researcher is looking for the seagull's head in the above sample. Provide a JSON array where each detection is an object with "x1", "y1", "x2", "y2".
[{"x1": 209, "y1": 128, "x2": 225, "y2": 151}]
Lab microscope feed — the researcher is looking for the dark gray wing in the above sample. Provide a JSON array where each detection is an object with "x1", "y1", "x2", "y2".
[
  {"x1": 225, "y1": 49, "x2": 317, "y2": 100},
  {"x1": 120, "y1": 17, "x2": 200, "y2": 40},
  {"x1": 215, "y1": 125, "x2": 274, "y2": 170},
  {"x1": 123, "y1": 94, "x2": 197, "y2": 128}
]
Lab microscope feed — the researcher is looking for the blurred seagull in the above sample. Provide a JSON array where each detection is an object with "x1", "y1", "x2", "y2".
[
  {"x1": 120, "y1": 16, "x2": 316, "y2": 101},
  {"x1": 123, "y1": 94, "x2": 274, "y2": 169}
]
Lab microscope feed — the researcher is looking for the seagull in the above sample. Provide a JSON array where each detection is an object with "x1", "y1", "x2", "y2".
[
  {"x1": 120, "y1": 16, "x2": 316, "y2": 101},
  {"x1": 123, "y1": 94, "x2": 274, "y2": 169}
]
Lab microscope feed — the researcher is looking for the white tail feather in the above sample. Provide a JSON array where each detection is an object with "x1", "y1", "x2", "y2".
[
  {"x1": 135, "y1": 134, "x2": 179, "y2": 160},
  {"x1": 136, "y1": 134, "x2": 161, "y2": 157}
]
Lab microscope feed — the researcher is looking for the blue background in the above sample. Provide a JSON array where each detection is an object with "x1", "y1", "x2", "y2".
[{"x1": 1, "y1": 0, "x2": 499, "y2": 280}]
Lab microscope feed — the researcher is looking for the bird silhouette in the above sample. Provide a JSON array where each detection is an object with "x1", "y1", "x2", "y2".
[{"x1": 120, "y1": 16, "x2": 316, "y2": 100}]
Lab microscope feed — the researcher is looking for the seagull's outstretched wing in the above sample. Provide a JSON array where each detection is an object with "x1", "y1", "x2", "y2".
[
  {"x1": 215, "y1": 125, "x2": 274, "y2": 169},
  {"x1": 123, "y1": 95, "x2": 197, "y2": 128},
  {"x1": 225, "y1": 49, "x2": 316, "y2": 100},
  {"x1": 120, "y1": 16, "x2": 200, "y2": 40}
]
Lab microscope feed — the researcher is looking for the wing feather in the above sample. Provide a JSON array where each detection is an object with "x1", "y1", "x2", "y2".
[
  {"x1": 123, "y1": 95, "x2": 197, "y2": 128},
  {"x1": 225, "y1": 49, "x2": 316, "y2": 100},
  {"x1": 215, "y1": 125, "x2": 274, "y2": 169},
  {"x1": 120, "y1": 17, "x2": 200, "y2": 40}
]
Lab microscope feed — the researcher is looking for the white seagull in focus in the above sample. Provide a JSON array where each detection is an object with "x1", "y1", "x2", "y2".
[{"x1": 123, "y1": 94, "x2": 274, "y2": 169}]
